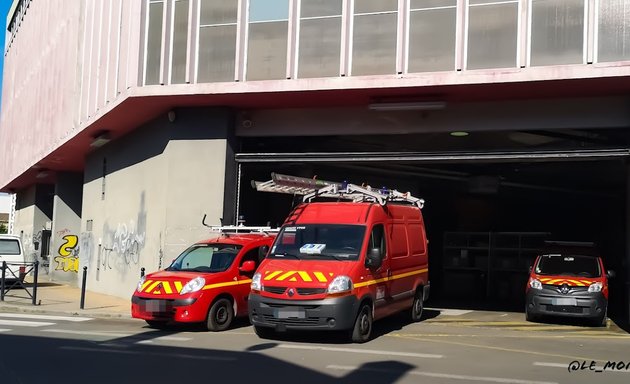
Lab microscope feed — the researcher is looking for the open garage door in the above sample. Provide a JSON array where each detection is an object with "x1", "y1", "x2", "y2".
[{"x1": 233, "y1": 146, "x2": 629, "y2": 321}]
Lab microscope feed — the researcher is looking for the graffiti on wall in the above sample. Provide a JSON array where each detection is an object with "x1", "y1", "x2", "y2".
[
  {"x1": 54, "y1": 234, "x2": 79, "y2": 272},
  {"x1": 102, "y1": 220, "x2": 146, "y2": 271}
]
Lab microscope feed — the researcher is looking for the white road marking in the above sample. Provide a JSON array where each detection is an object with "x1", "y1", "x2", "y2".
[
  {"x1": 0, "y1": 329, "x2": 11, "y2": 332},
  {"x1": 0, "y1": 313, "x2": 93, "y2": 322},
  {"x1": 279, "y1": 344, "x2": 443, "y2": 359},
  {"x1": 328, "y1": 365, "x2": 558, "y2": 384},
  {"x1": 60, "y1": 346, "x2": 235, "y2": 361},
  {"x1": 533, "y1": 362, "x2": 566, "y2": 368},
  {"x1": 41, "y1": 329, "x2": 191, "y2": 342},
  {"x1": 0, "y1": 319, "x2": 55, "y2": 327},
  {"x1": 427, "y1": 308, "x2": 473, "y2": 316}
]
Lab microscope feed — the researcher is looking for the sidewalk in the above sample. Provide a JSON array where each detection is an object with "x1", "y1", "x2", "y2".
[{"x1": 0, "y1": 275, "x2": 132, "y2": 319}]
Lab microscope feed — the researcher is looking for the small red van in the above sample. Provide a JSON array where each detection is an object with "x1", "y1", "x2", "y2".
[
  {"x1": 132, "y1": 226, "x2": 276, "y2": 331},
  {"x1": 248, "y1": 177, "x2": 429, "y2": 343},
  {"x1": 525, "y1": 241, "x2": 614, "y2": 326}
]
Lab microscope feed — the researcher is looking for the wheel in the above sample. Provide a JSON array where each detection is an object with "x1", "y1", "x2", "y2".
[
  {"x1": 254, "y1": 325, "x2": 275, "y2": 339},
  {"x1": 206, "y1": 298, "x2": 234, "y2": 331},
  {"x1": 410, "y1": 290, "x2": 424, "y2": 322},
  {"x1": 593, "y1": 309, "x2": 607, "y2": 327},
  {"x1": 350, "y1": 304, "x2": 373, "y2": 343},
  {"x1": 145, "y1": 320, "x2": 168, "y2": 329},
  {"x1": 525, "y1": 307, "x2": 538, "y2": 323}
]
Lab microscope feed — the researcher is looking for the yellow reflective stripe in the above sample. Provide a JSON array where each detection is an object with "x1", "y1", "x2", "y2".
[
  {"x1": 202, "y1": 279, "x2": 252, "y2": 291},
  {"x1": 141, "y1": 280, "x2": 154, "y2": 292},
  {"x1": 568, "y1": 280, "x2": 582, "y2": 286},
  {"x1": 264, "y1": 271, "x2": 283, "y2": 281},
  {"x1": 277, "y1": 271, "x2": 297, "y2": 281},
  {"x1": 354, "y1": 268, "x2": 428, "y2": 288},
  {"x1": 174, "y1": 281, "x2": 183, "y2": 293},
  {"x1": 313, "y1": 272, "x2": 328, "y2": 283},
  {"x1": 298, "y1": 271, "x2": 312, "y2": 282},
  {"x1": 162, "y1": 281, "x2": 173, "y2": 294},
  {"x1": 581, "y1": 280, "x2": 592, "y2": 285},
  {"x1": 144, "y1": 281, "x2": 160, "y2": 293}
]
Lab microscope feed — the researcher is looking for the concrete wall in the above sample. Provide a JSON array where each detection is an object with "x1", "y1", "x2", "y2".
[
  {"x1": 50, "y1": 172, "x2": 84, "y2": 284},
  {"x1": 13, "y1": 184, "x2": 53, "y2": 266},
  {"x1": 80, "y1": 108, "x2": 232, "y2": 298}
]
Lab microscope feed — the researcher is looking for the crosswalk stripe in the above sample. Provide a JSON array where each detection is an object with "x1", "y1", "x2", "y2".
[
  {"x1": 0, "y1": 319, "x2": 56, "y2": 327},
  {"x1": 279, "y1": 344, "x2": 443, "y2": 359},
  {"x1": 0, "y1": 313, "x2": 93, "y2": 322}
]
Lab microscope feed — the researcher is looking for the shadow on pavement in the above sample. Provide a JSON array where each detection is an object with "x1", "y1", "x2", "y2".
[{"x1": 0, "y1": 332, "x2": 415, "y2": 384}]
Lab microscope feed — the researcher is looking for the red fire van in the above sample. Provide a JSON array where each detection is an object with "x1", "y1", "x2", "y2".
[
  {"x1": 248, "y1": 174, "x2": 429, "y2": 343},
  {"x1": 132, "y1": 225, "x2": 276, "y2": 331}
]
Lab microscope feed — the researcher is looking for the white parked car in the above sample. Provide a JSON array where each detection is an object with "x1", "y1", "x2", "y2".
[{"x1": 0, "y1": 234, "x2": 26, "y2": 283}]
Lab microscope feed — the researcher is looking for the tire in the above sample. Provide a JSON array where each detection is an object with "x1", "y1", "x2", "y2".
[
  {"x1": 410, "y1": 290, "x2": 424, "y2": 322},
  {"x1": 145, "y1": 320, "x2": 168, "y2": 329},
  {"x1": 525, "y1": 307, "x2": 538, "y2": 323},
  {"x1": 350, "y1": 304, "x2": 373, "y2": 343},
  {"x1": 594, "y1": 309, "x2": 607, "y2": 327},
  {"x1": 206, "y1": 298, "x2": 234, "y2": 331},
  {"x1": 254, "y1": 325, "x2": 275, "y2": 339}
]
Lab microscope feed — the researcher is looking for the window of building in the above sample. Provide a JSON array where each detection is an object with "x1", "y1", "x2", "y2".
[
  {"x1": 171, "y1": 0, "x2": 189, "y2": 84},
  {"x1": 352, "y1": 0, "x2": 398, "y2": 76},
  {"x1": 597, "y1": 0, "x2": 630, "y2": 63},
  {"x1": 246, "y1": 0, "x2": 290, "y2": 81},
  {"x1": 408, "y1": 0, "x2": 456, "y2": 73},
  {"x1": 530, "y1": 0, "x2": 585, "y2": 67},
  {"x1": 467, "y1": 0, "x2": 518, "y2": 70},
  {"x1": 198, "y1": 0, "x2": 238, "y2": 83},
  {"x1": 145, "y1": 0, "x2": 165, "y2": 85},
  {"x1": 298, "y1": 0, "x2": 343, "y2": 78}
]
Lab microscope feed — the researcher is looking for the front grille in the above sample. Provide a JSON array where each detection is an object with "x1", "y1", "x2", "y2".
[
  {"x1": 261, "y1": 315, "x2": 321, "y2": 326},
  {"x1": 296, "y1": 288, "x2": 326, "y2": 296},
  {"x1": 264, "y1": 286, "x2": 287, "y2": 294},
  {"x1": 546, "y1": 305, "x2": 583, "y2": 314}
]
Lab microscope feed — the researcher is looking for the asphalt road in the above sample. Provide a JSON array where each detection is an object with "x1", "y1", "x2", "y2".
[{"x1": 0, "y1": 309, "x2": 629, "y2": 384}]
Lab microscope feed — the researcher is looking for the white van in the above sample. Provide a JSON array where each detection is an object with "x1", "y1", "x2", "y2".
[{"x1": 0, "y1": 234, "x2": 26, "y2": 283}]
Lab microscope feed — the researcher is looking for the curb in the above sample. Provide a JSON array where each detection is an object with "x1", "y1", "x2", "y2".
[{"x1": 0, "y1": 303, "x2": 134, "y2": 320}]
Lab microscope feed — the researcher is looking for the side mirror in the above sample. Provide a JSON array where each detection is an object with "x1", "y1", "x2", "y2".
[
  {"x1": 259, "y1": 245, "x2": 270, "y2": 260},
  {"x1": 365, "y1": 248, "x2": 383, "y2": 269},
  {"x1": 607, "y1": 270, "x2": 616, "y2": 279},
  {"x1": 528, "y1": 265, "x2": 533, "y2": 273},
  {"x1": 239, "y1": 260, "x2": 256, "y2": 273}
]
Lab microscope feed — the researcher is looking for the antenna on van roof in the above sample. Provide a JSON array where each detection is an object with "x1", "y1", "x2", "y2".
[{"x1": 251, "y1": 173, "x2": 425, "y2": 208}]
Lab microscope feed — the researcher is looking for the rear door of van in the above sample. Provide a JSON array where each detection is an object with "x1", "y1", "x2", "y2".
[{"x1": 0, "y1": 236, "x2": 25, "y2": 281}]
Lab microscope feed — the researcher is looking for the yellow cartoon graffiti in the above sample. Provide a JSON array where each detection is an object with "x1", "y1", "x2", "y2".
[{"x1": 55, "y1": 235, "x2": 79, "y2": 272}]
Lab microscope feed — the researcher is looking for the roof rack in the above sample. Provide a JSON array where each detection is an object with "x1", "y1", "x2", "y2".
[
  {"x1": 201, "y1": 214, "x2": 278, "y2": 235},
  {"x1": 251, "y1": 173, "x2": 424, "y2": 209}
]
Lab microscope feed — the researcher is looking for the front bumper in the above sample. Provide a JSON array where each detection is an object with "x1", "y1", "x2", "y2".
[
  {"x1": 131, "y1": 295, "x2": 202, "y2": 322},
  {"x1": 526, "y1": 286, "x2": 607, "y2": 319},
  {"x1": 248, "y1": 293, "x2": 359, "y2": 331}
]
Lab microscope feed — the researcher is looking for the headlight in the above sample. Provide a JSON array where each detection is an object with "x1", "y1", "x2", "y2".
[
  {"x1": 180, "y1": 277, "x2": 206, "y2": 295},
  {"x1": 588, "y1": 282, "x2": 603, "y2": 293},
  {"x1": 529, "y1": 278, "x2": 542, "y2": 290},
  {"x1": 327, "y1": 275, "x2": 352, "y2": 294},
  {"x1": 251, "y1": 272, "x2": 262, "y2": 291},
  {"x1": 136, "y1": 276, "x2": 146, "y2": 292}
]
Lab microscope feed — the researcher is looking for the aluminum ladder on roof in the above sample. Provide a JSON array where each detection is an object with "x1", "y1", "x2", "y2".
[{"x1": 251, "y1": 173, "x2": 425, "y2": 208}]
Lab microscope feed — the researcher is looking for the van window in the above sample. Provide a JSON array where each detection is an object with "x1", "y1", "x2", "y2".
[
  {"x1": 167, "y1": 244, "x2": 242, "y2": 272},
  {"x1": 408, "y1": 224, "x2": 426, "y2": 255},
  {"x1": 535, "y1": 254, "x2": 601, "y2": 278},
  {"x1": 0, "y1": 239, "x2": 21, "y2": 255},
  {"x1": 271, "y1": 224, "x2": 365, "y2": 261},
  {"x1": 368, "y1": 224, "x2": 386, "y2": 258}
]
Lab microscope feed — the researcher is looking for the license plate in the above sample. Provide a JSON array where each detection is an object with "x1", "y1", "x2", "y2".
[
  {"x1": 553, "y1": 298, "x2": 576, "y2": 306},
  {"x1": 275, "y1": 308, "x2": 306, "y2": 319},
  {"x1": 144, "y1": 300, "x2": 165, "y2": 312}
]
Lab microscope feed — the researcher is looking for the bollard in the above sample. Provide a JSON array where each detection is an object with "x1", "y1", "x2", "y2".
[
  {"x1": 80, "y1": 266, "x2": 87, "y2": 310},
  {"x1": 1, "y1": 261, "x2": 5, "y2": 301},
  {"x1": 32, "y1": 261, "x2": 39, "y2": 306},
  {"x1": 141, "y1": 267, "x2": 145, "y2": 278}
]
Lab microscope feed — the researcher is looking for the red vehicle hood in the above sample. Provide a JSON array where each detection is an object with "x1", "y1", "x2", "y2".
[
  {"x1": 259, "y1": 259, "x2": 356, "y2": 288},
  {"x1": 534, "y1": 275, "x2": 604, "y2": 287},
  {"x1": 136, "y1": 270, "x2": 231, "y2": 297}
]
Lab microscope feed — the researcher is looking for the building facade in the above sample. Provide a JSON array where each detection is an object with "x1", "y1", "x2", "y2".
[{"x1": 1, "y1": 0, "x2": 630, "y2": 323}]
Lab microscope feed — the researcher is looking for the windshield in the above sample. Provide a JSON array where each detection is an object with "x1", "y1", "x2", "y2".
[
  {"x1": 535, "y1": 254, "x2": 601, "y2": 278},
  {"x1": 270, "y1": 224, "x2": 365, "y2": 261},
  {"x1": 0, "y1": 239, "x2": 21, "y2": 255},
  {"x1": 166, "y1": 244, "x2": 242, "y2": 272}
]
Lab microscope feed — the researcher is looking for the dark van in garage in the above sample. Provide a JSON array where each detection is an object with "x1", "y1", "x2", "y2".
[{"x1": 525, "y1": 241, "x2": 614, "y2": 326}]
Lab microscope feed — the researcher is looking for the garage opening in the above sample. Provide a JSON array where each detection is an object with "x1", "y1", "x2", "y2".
[{"x1": 234, "y1": 131, "x2": 629, "y2": 323}]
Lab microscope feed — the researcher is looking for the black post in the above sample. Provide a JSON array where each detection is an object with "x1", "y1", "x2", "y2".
[
  {"x1": 80, "y1": 266, "x2": 87, "y2": 310},
  {"x1": 141, "y1": 267, "x2": 145, "y2": 278},
  {"x1": 1, "y1": 261, "x2": 5, "y2": 301},
  {"x1": 32, "y1": 261, "x2": 39, "y2": 306}
]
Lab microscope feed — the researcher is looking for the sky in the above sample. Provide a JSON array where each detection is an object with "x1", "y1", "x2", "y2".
[{"x1": 0, "y1": 0, "x2": 13, "y2": 214}]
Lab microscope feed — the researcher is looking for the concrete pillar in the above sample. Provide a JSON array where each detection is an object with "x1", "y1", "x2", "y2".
[
  {"x1": 49, "y1": 172, "x2": 84, "y2": 284},
  {"x1": 626, "y1": 162, "x2": 630, "y2": 325},
  {"x1": 13, "y1": 184, "x2": 54, "y2": 271}
]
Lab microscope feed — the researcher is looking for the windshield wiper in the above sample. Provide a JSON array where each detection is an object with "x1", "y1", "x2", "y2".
[{"x1": 273, "y1": 252, "x2": 300, "y2": 259}]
